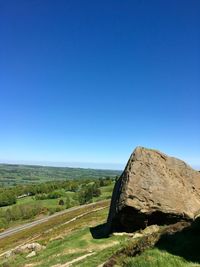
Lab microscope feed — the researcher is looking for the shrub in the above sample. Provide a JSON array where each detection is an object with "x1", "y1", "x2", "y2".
[
  {"x1": 59, "y1": 199, "x2": 64, "y2": 205},
  {"x1": 0, "y1": 191, "x2": 16, "y2": 207},
  {"x1": 35, "y1": 193, "x2": 48, "y2": 200},
  {"x1": 47, "y1": 190, "x2": 62, "y2": 199}
]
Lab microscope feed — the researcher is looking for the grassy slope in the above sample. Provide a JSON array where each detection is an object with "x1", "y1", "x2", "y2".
[
  {"x1": 0, "y1": 201, "x2": 129, "y2": 267},
  {"x1": 122, "y1": 248, "x2": 200, "y2": 267},
  {"x1": 1, "y1": 199, "x2": 200, "y2": 267},
  {"x1": 106, "y1": 220, "x2": 200, "y2": 267}
]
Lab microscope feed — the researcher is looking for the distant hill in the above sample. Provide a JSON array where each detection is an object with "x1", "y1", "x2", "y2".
[{"x1": 0, "y1": 163, "x2": 122, "y2": 186}]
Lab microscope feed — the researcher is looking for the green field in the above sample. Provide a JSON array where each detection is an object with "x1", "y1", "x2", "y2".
[
  {"x1": 0, "y1": 163, "x2": 121, "y2": 186},
  {"x1": 1, "y1": 182, "x2": 114, "y2": 213},
  {"x1": 0, "y1": 181, "x2": 115, "y2": 230},
  {"x1": 1, "y1": 191, "x2": 76, "y2": 211}
]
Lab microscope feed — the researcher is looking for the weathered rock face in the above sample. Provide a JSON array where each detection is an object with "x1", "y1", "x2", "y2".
[{"x1": 107, "y1": 147, "x2": 200, "y2": 232}]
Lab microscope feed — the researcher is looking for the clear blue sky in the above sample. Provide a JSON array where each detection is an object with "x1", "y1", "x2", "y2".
[{"x1": 0, "y1": 0, "x2": 199, "y2": 170}]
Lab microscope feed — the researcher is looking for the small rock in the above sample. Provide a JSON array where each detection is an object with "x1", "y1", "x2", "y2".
[
  {"x1": 26, "y1": 251, "x2": 36, "y2": 258},
  {"x1": 141, "y1": 225, "x2": 160, "y2": 235},
  {"x1": 5, "y1": 250, "x2": 14, "y2": 258},
  {"x1": 15, "y1": 242, "x2": 45, "y2": 254}
]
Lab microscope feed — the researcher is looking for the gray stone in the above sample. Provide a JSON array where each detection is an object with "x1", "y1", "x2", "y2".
[{"x1": 14, "y1": 242, "x2": 45, "y2": 254}]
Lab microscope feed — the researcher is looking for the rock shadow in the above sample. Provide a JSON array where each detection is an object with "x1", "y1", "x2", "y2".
[
  {"x1": 156, "y1": 218, "x2": 200, "y2": 264},
  {"x1": 90, "y1": 175, "x2": 123, "y2": 239},
  {"x1": 90, "y1": 223, "x2": 110, "y2": 239}
]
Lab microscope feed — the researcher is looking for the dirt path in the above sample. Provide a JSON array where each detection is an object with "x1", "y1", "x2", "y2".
[{"x1": 53, "y1": 252, "x2": 95, "y2": 267}]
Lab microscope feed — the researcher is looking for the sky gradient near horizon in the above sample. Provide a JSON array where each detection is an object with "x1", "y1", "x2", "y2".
[{"x1": 0, "y1": 0, "x2": 200, "y2": 170}]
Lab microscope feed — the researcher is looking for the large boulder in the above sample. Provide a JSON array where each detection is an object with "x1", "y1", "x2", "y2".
[{"x1": 107, "y1": 147, "x2": 200, "y2": 232}]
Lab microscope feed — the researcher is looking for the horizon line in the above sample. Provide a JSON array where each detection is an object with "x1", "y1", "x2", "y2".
[{"x1": 0, "y1": 159, "x2": 124, "y2": 171}]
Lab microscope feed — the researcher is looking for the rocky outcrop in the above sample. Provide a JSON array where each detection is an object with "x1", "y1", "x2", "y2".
[
  {"x1": 103, "y1": 221, "x2": 191, "y2": 267},
  {"x1": 107, "y1": 147, "x2": 200, "y2": 232},
  {"x1": 4, "y1": 242, "x2": 45, "y2": 258}
]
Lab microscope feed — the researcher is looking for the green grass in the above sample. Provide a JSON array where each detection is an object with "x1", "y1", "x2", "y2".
[
  {"x1": 20, "y1": 227, "x2": 126, "y2": 267},
  {"x1": 122, "y1": 248, "x2": 200, "y2": 267},
  {"x1": 1, "y1": 196, "x2": 66, "y2": 213},
  {"x1": 75, "y1": 241, "x2": 125, "y2": 267},
  {"x1": 17, "y1": 191, "x2": 76, "y2": 208}
]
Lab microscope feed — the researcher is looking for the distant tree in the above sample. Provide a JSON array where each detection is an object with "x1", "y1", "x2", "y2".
[
  {"x1": 59, "y1": 199, "x2": 64, "y2": 206},
  {"x1": 70, "y1": 183, "x2": 79, "y2": 192},
  {"x1": 0, "y1": 191, "x2": 16, "y2": 207},
  {"x1": 99, "y1": 178, "x2": 104, "y2": 187},
  {"x1": 99, "y1": 177, "x2": 112, "y2": 187},
  {"x1": 92, "y1": 186, "x2": 101, "y2": 197},
  {"x1": 78, "y1": 187, "x2": 93, "y2": 205},
  {"x1": 94, "y1": 180, "x2": 100, "y2": 188},
  {"x1": 48, "y1": 190, "x2": 62, "y2": 199},
  {"x1": 78, "y1": 183, "x2": 101, "y2": 205}
]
